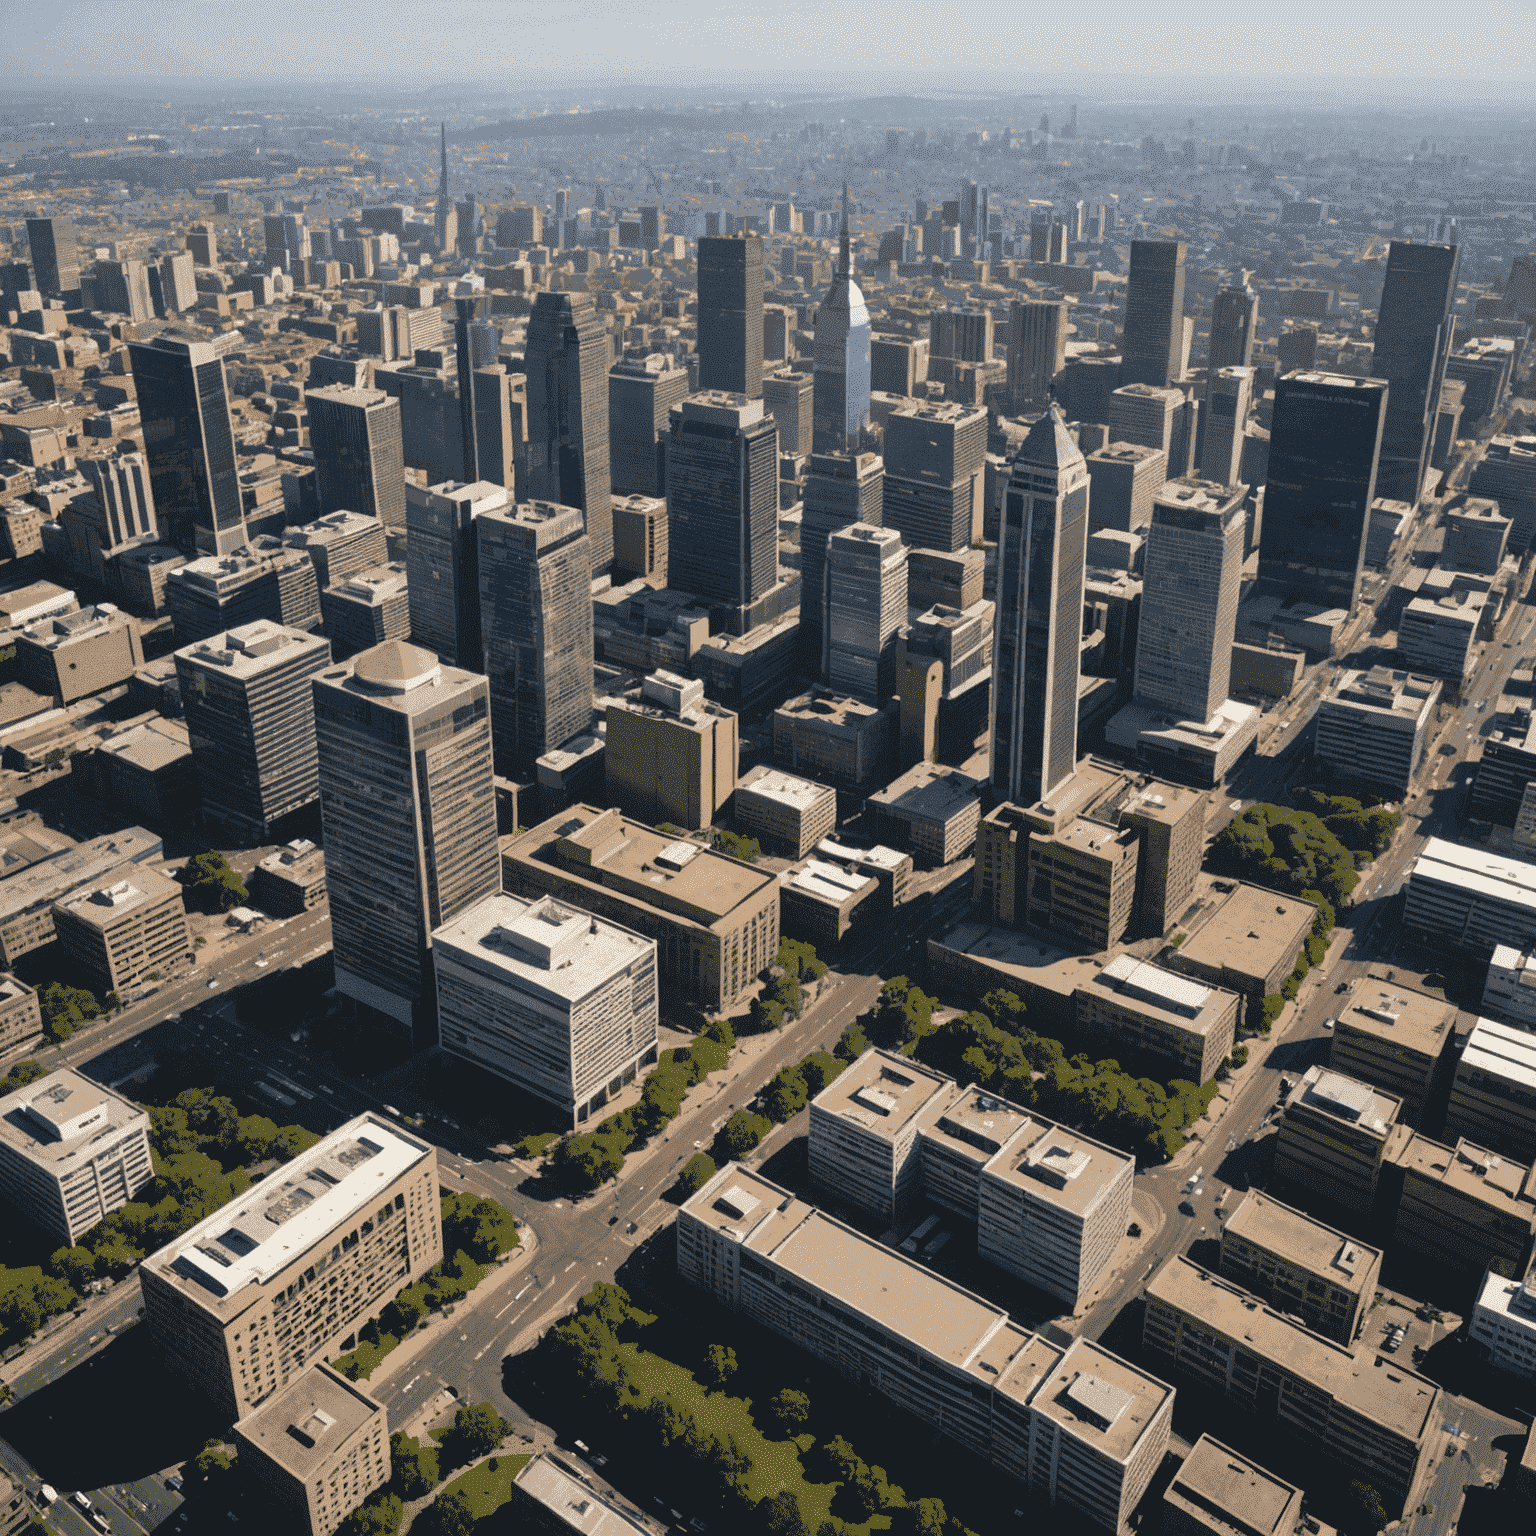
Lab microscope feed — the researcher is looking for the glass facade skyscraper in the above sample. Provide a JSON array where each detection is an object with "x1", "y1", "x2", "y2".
[
  {"x1": 1121, "y1": 240, "x2": 1188, "y2": 389},
  {"x1": 696, "y1": 234, "x2": 764, "y2": 399}
]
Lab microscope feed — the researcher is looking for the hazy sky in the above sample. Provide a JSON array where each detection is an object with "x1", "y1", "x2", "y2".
[{"x1": 5, "y1": 0, "x2": 1535, "y2": 89}]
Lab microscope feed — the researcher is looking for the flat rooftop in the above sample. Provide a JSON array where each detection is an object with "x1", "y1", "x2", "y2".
[
  {"x1": 0, "y1": 1067, "x2": 147, "y2": 1169},
  {"x1": 918, "y1": 1085, "x2": 1032, "y2": 1165},
  {"x1": 1149, "y1": 1257, "x2": 1439, "y2": 1443},
  {"x1": 867, "y1": 763, "x2": 983, "y2": 824},
  {"x1": 930, "y1": 920, "x2": 1102, "y2": 1002},
  {"x1": 1337, "y1": 981, "x2": 1455, "y2": 1060},
  {"x1": 811, "y1": 1047, "x2": 955, "y2": 1146},
  {"x1": 176, "y1": 620, "x2": 328, "y2": 681},
  {"x1": 1090, "y1": 953, "x2": 1233, "y2": 1032},
  {"x1": 1174, "y1": 882, "x2": 1317, "y2": 984},
  {"x1": 1031, "y1": 1336, "x2": 1175, "y2": 1465},
  {"x1": 433, "y1": 891, "x2": 652, "y2": 1003},
  {"x1": 505, "y1": 804, "x2": 778, "y2": 927},
  {"x1": 515, "y1": 1454, "x2": 651, "y2": 1535},
  {"x1": 1166, "y1": 1434, "x2": 1303, "y2": 1536},
  {"x1": 316, "y1": 641, "x2": 485, "y2": 721},
  {"x1": 144, "y1": 1114, "x2": 432, "y2": 1314},
  {"x1": 736, "y1": 765, "x2": 835, "y2": 815},
  {"x1": 1290, "y1": 1065, "x2": 1401, "y2": 1137},
  {"x1": 1392, "y1": 1133, "x2": 1535, "y2": 1213},
  {"x1": 781, "y1": 859, "x2": 876, "y2": 909},
  {"x1": 257, "y1": 839, "x2": 327, "y2": 883},
  {"x1": 329, "y1": 562, "x2": 408, "y2": 603},
  {"x1": 233, "y1": 1362, "x2": 381, "y2": 1478},
  {"x1": 1459, "y1": 1015, "x2": 1536, "y2": 1091},
  {"x1": 1222, "y1": 1190, "x2": 1380, "y2": 1293},
  {"x1": 1327, "y1": 667, "x2": 1440, "y2": 721},
  {"x1": 55, "y1": 863, "x2": 182, "y2": 928},
  {"x1": 283, "y1": 509, "x2": 382, "y2": 547},
  {"x1": 984, "y1": 1116, "x2": 1133, "y2": 1217},
  {"x1": 775, "y1": 691, "x2": 890, "y2": 731},
  {"x1": 1089, "y1": 441, "x2": 1166, "y2": 466},
  {"x1": 95, "y1": 716, "x2": 191, "y2": 772}
]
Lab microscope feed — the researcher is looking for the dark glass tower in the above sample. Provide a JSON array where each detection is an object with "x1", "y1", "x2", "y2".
[
  {"x1": 1209, "y1": 282, "x2": 1259, "y2": 370},
  {"x1": 990, "y1": 406, "x2": 1089, "y2": 807},
  {"x1": 25, "y1": 216, "x2": 80, "y2": 301},
  {"x1": 696, "y1": 234, "x2": 764, "y2": 399},
  {"x1": 525, "y1": 290, "x2": 612, "y2": 573},
  {"x1": 307, "y1": 384, "x2": 407, "y2": 530},
  {"x1": 811, "y1": 187, "x2": 871, "y2": 455},
  {"x1": 127, "y1": 332, "x2": 245, "y2": 556},
  {"x1": 1121, "y1": 239, "x2": 1188, "y2": 388},
  {"x1": 1370, "y1": 240, "x2": 1460, "y2": 504},
  {"x1": 1256, "y1": 371, "x2": 1388, "y2": 609}
]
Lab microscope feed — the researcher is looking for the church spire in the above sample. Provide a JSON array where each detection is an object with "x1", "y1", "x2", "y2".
[{"x1": 838, "y1": 181, "x2": 850, "y2": 275}]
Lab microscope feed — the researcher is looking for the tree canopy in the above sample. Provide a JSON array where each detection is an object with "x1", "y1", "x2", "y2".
[
  {"x1": 1208, "y1": 803, "x2": 1359, "y2": 907},
  {"x1": 184, "y1": 848, "x2": 250, "y2": 912}
]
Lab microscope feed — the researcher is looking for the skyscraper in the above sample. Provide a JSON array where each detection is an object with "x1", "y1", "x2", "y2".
[
  {"x1": 307, "y1": 385, "x2": 407, "y2": 530},
  {"x1": 1257, "y1": 372, "x2": 1389, "y2": 608},
  {"x1": 1121, "y1": 240, "x2": 1188, "y2": 389},
  {"x1": 882, "y1": 401, "x2": 989, "y2": 553},
  {"x1": 811, "y1": 187, "x2": 872, "y2": 455},
  {"x1": 1209, "y1": 282, "x2": 1259, "y2": 370},
  {"x1": 1199, "y1": 367, "x2": 1254, "y2": 488},
  {"x1": 825, "y1": 524, "x2": 907, "y2": 703},
  {"x1": 80, "y1": 454, "x2": 156, "y2": 551},
  {"x1": 128, "y1": 331, "x2": 245, "y2": 556},
  {"x1": 696, "y1": 234, "x2": 765, "y2": 399},
  {"x1": 406, "y1": 479, "x2": 505, "y2": 672},
  {"x1": 1371, "y1": 240, "x2": 1461, "y2": 504},
  {"x1": 262, "y1": 215, "x2": 306, "y2": 273},
  {"x1": 1006, "y1": 298, "x2": 1069, "y2": 414},
  {"x1": 665, "y1": 393, "x2": 779, "y2": 634},
  {"x1": 314, "y1": 639, "x2": 499, "y2": 1036},
  {"x1": 433, "y1": 122, "x2": 457, "y2": 255},
  {"x1": 608, "y1": 355, "x2": 689, "y2": 495},
  {"x1": 525, "y1": 290, "x2": 612, "y2": 573},
  {"x1": 801, "y1": 451, "x2": 884, "y2": 673},
  {"x1": 990, "y1": 406, "x2": 1089, "y2": 807},
  {"x1": 478, "y1": 500, "x2": 594, "y2": 779},
  {"x1": 25, "y1": 216, "x2": 79, "y2": 301},
  {"x1": 1134, "y1": 479, "x2": 1246, "y2": 725},
  {"x1": 453, "y1": 280, "x2": 482, "y2": 491}
]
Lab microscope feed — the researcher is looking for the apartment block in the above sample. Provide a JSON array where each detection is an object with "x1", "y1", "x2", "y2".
[
  {"x1": 1075, "y1": 955, "x2": 1238, "y2": 1085},
  {"x1": 1314, "y1": 668, "x2": 1440, "y2": 795},
  {"x1": 773, "y1": 690, "x2": 896, "y2": 790},
  {"x1": 1328, "y1": 979, "x2": 1455, "y2": 1127},
  {"x1": 865, "y1": 762, "x2": 983, "y2": 865},
  {"x1": 1274, "y1": 1066, "x2": 1402, "y2": 1217},
  {"x1": 1469, "y1": 1260, "x2": 1536, "y2": 1380},
  {"x1": 434, "y1": 891, "x2": 659, "y2": 1126},
  {"x1": 1471, "y1": 713, "x2": 1536, "y2": 828},
  {"x1": 1482, "y1": 944, "x2": 1536, "y2": 1030},
  {"x1": 166, "y1": 543, "x2": 321, "y2": 643},
  {"x1": 1398, "y1": 593, "x2": 1483, "y2": 682},
  {"x1": 1387, "y1": 1132, "x2": 1535, "y2": 1274},
  {"x1": 1162, "y1": 1435, "x2": 1310, "y2": 1536},
  {"x1": 14, "y1": 602, "x2": 144, "y2": 705},
  {"x1": 1108, "y1": 384, "x2": 1185, "y2": 459},
  {"x1": 1025, "y1": 816, "x2": 1141, "y2": 951},
  {"x1": 1442, "y1": 1016, "x2": 1536, "y2": 1162},
  {"x1": 251, "y1": 840, "x2": 328, "y2": 917},
  {"x1": 1405, "y1": 839, "x2": 1536, "y2": 953},
  {"x1": 678, "y1": 1164, "x2": 1173, "y2": 1534},
  {"x1": 141, "y1": 1114, "x2": 442, "y2": 1420},
  {"x1": 1144, "y1": 1257, "x2": 1440, "y2": 1517},
  {"x1": 176, "y1": 621, "x2": 333, "y2": 841},
  {"x1": 233, "y1": 1364, "x2": 390, "y2": 1536},
  {"x1": 502, "y1": 805, "x2": 779, "y2": 1016},
  {"x1": 733, "y1": 766, "x2": 837, "y2": 859},
  {"x1": 1219, "y1": 1190, "x2": 1381, "y2": 1345},
  {"x1": 917, "y1": 1084, "x2": 1032, "y2": 1219},
  {"x1": 52, "y1": 866, "x2": 189, "y2": 999},
  {"x1": 779, "y1": 858, "x2": 882, "y2": 948},
  {"x1": 0, "y1": 1068, "x2": 154, "y2": 1246},
  {"x1": 0, "y1": 975, "x2": 41, "y2": 1060},
  {"x1": 604, "y1": 671, "x2": 738, "y2": 832},
  {"x1": 807, "y1": 1047, "x2": 955, "y2": 1222}
]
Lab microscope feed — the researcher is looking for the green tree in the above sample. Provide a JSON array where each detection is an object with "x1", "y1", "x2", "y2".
[
  {"x1": 189, "y1": 1447, "x2": 233, "y2": 1488},
  {"x1": 702, "y1": 1342, "x2": 738, "y2": 1390},
  {"x1": 722, "y1": 1110, "x2": 772, "y2": 1157},
  {"x1": 702, "y1": 1015, "x2": 736, "y2": 1050},
  {"x1": 763, "y1": 1064, "x2": 809, "y2": 1122},
  {"x1": 0, "y1": 1059, "x2": 46, "y2": 1097},
  {"x1": 717, "y1": 829, "x2": 762, "y2": 862},
  {"x1": 184, "y1": 848, "x2": 250, "y2": 911},
  {"x1": 1347, "y1": 1481, "x2": 1388, "y2": 1533},
  {"x1": 1261, "y1": 993, "x2": 1285, "y2": 1026},
  {"x1": 763, "y1": 1490, "x2": 809, "y2": 1536},
  {"x1": 834, "y1": 1017, "x2": 871, "y2": 1061},
  {"x1": 273, "y1": 1123, "x2": 321, "y2": 1160},
  {"x1": 872, "y1": 977, "x2": 937, "y2": 1054},
  {"x1": 416, "y1": 1488, "x2": 474, "y2": 1536},
  {"x1": 554, "y1": 1131, "x2": 626, "y2": 1191},
  {"x1": 800, "y1": 1050, "x2": 844, "y2": 1095},
  {"x1": 39, "y1": 982, "x2": 100, "y2": 1043},
  {"x1": 337, "y1": 1491, "x2": 403, "y2": 1536},
  {"x1": 443, "y1": 1401, "x2": 510, "y2": 1464},
  {"x1": 236, "y1": 1114, "x2": 281, "y2": 1162},
  {"x1": 680, "y1": 1153, "x2": 717, "y2": 1194},
  {"x1": 750, "y1": 995, "x2": 786, "y2": 1033},
  {"x1": 441, "y1": 1192, "x2": 519, "y2": 1260},
  {"x1": 48, "y1": 1246, "x2": 97, "y2": 1290},
  {"x1": 389, "y1": 1432, "x2": 439, "y2": 1499},
  {"x1": 768, "y1": 1387, "x2": 810, "y2": 1435}
]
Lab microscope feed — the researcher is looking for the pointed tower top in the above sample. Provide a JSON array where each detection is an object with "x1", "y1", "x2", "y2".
[
  {"x1": 838, "y1": 182, "x2": 851, "y2": 275},
  {"x1": 1017, "y1": 402, "x2": 1082, "y2": 472}
]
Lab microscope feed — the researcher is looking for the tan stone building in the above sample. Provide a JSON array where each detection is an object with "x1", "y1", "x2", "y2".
[
  {"x1": 1219, "y1": 1190, "x2": 1381, "y2": 1344},
  {"x1": 1162, "y1": 1435, "x2": 1316, "y2": 1536},
  {"x1": 233, "y1": 1363, "x2": 389, "y2": 1536},
  {"x1": 1273, "y1": 1066, "x2": 1402, "y2": 1217},
  {"x1": 733, "y1": 766, "x2": 837, "y2": 859},
  {"x1": 14, "y1": 602, "x2": 144, "y2": 705},
  {"x1": 141, "y1": 1114, "x2": 442, "y2": 1420},
  {"x1": 0, "y1": 974, "x2": 42, "y2": 1060},
  {"x1": 51, "y1": 865, "x2": 189, "y2": 999},
  {"x1": 604, "y1": 671, "x2": 738, "y2": 832},
  {"x1": 1385, "y1": 1132, "x2": 1536, "y2": 1274},
  {"x1": 1075, "y1": 954, "x2": 1239, "y2": 1083},
  {"x1": 1329, "y1": 979, "x2": 1456, "y2": 1126}
]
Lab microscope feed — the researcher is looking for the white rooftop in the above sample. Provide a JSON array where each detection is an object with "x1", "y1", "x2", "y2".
[
  {"x1": 1412, "y1": 838, "x2": 1536, "y2": 917},
  {"x1": 738, "y1": 766, "x2": 834, "y2": 813},
  {"x1": 1461, "y1": 1017, "x2": 1536, "y2": 1093},
  {"x1": 1098, "y1": 952, "x2": 1213, "y2": 1018}
]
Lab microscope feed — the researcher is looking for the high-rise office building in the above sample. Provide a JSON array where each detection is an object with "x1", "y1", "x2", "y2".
[
  {"x1": 991, "y1": 406, "x2": 1088, "y2": 807},
  {"x1": 1208, "y1": 281, "x2": 1258, "y2": 370},
  {"x1": 696, "y1": 234, "x2": 765, "y2": 399},
  {"x1": 608, "y1": 355, "x2": 689, "y2": 496},
  {"x1": 263, "y1": 214, "x2": 306, "y2": 273},
  {"x1": 80, "y1": 453, "x2": 157, "y2": 551},
  {"x1": 882, "y1": 401, "x2": 987, "y2": 553},
  {"x1": 1371, "y1": 240, "x2": 1461, "y2": 504},
  {"x1": 824, "y1": 524, "x2": 906, "y2": 703},
  {"x1": 763, "y1": 371, "x2": 814, "y2": 458},
  {"x1": 307, "y1": 385, "x2": 406, "y2": 530},
  {"x1": 811, "y1": 188, "x2": 872, "y2": 455},
  {"x1": 1134, "y1": 479, "x2": 1246, "y2": 725},
  {"x1": 25, "y1": 216, "x2": 79, "y2": 300},
  {"x1": 801, "y1": 451, "x2": 884, "y2": 672},
  {"x1": 1006, "y1": 299, "x2": 1069, "y2": 413},
  {"x1": 453, "y1": 284, "x2": 482, "y2": 495},
  {"x1": 477, "y1": 500, "x2": 594, "y2": 779},
  {"x1": 158, "y1": 250, "x2": 197, "y2": 314},
  {"x1": 1198, "y1": 367, "x2": 1254, "y2": 488},
  {"x1": 128, "y1": 331, "x2": 245, "y2": 556},
  {"x1": 665, "y1": 393, "x2": 779, "y2": 633},
  {"x1": 93, "y1": 259, "x2": 154, "y2": 323},
  {"x1": 186, "y1": 224, "x2": 217, "y2": 267},
  {"x1": 433, "y1": 122, "x2": 456, "y2": 254},
  {"x1": 1121, "y1": 240, "x2": 1188, "y2": 388},
  {"x1": 314, "y1": 640, "x2": 500, "y2": 1034},
  {"x1": 176, "y1": 620, "x2": 333, "y2": 841},
  {"x1": 406, "y1": 479, "x2": 505, "y2": 672},
  {"x1": 1257, "y1": 372, "x2": 1388, "y2": 608},
  {"x1": 525, "y1": 290, "x2": 612, "y2": 573}
]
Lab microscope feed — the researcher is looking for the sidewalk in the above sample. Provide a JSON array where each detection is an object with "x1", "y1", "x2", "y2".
[{"x1": 0, "y1": 1275, "x2": 143, "y2": 1392}]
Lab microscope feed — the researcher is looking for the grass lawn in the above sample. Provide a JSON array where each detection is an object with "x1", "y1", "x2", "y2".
[{"x1": 433, "y1": 1452, "x2": 532, "y2": 1521}]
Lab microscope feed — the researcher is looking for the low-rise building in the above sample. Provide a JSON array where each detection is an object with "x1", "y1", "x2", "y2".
[
  {"x1": 318, "y1": 562, "x2": 410, "y2": 659},
  {"x1": 51, "y1": 865, "x2": 189, "y2": 999},
  {"x1": 14, "y1": 602, "x2": 144, "y2": 704},
  {"x1": 778, "y1": 858, "x2": 881, "y2": 947},
  {"x1": 434, "y1": 891, "x2": 659, "y2": 1127},
  {"x1": 501, "y1": 804, "x2": 779, "y2": 1016},
  {"x1": 1443, "y1": 1016, "x2": 1536, "y2": 1162},
  {"x1": 232, "y1": 1363, "x2": 390, "y2": 1536},
  {"x1": 1471, "y1": 711, "x2": 1536, "y2": 828},
  {"x1": 1443, "y1": 497, "x2": 1511, "y2": 575},
  {"x1": 251, "y1": 839, "x2": 328, "y2": 916},
  {"x1": 1273, "y1": 1065, "x2": 1402, "y2": 1216},
  {"x1": 865, "y1": 762, "x2": 983, "y2": 865},
  {"x1": 1075, "y1": 954, "x2": 1239, "y2": 1084},
  {"x1": 141, "y1": 1113, "x2": 443, "y2": 1420},
  {"x1": 1328, "y1": 979, "x2": 1456, "y2": 1127},
  {"x1": 1219, "y1": 1190, "x2": 1381, "y2": 1344},
  {"x1": 733, "y1": 765, "x2": 837, "y2": 858},
  {"x1": 1025, "y1": 815, "x2": 1141, "y2": 950},
  {"x1": 1162, "y1": 1435, "x2": 1311, "y2": 1536},
  {"x1": 0, "y1": 974, "x2": 41, "y2": 1060},
  {"x1": 1482, "y1": 943, "x2": 1536, "y2": 1029},
  {"x1": 772, "y1": 690, "x2": 896, "y2": 791},
  {"x1": 814, "y1": 837, "x2": 912, "y2": 908},
  {"x1": 1103, "y1": 696, "x2": 1260, "y2": 789},
  {"x1": 1314, "y1": 668, "x2": 1441, "y2": 794},
  {"x1": 1405, "y1": 838, "x2": 1536, "y2": 952},
  {"x1": 1144, "y1": 1257, "x2": 1440, "y2": 1518},
  {"x1": 1469, "y1": 1259, "x2": 1536, "y2": 1381},
  {"x1": 512, "y1": 1454, "x2": 651, "y2": 1535},
  {"x1": 0, "y1": 1067, "x2": 154, "y2": 1246},
  {"x1": 1386, "y1": 1132, "x2": 1536, "y2": 1274},
  {"x1": 74, "y1": 716, "x2": 196, "y2": 823}
]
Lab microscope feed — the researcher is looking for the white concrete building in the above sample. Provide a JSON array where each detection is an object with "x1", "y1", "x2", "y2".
[
  {"x1": 1480, "y1": 944, "x2": 1536, "y2": 1030},
  {"x1": 1398, "y1": 592, "x2": 1484, "y2": 682},
  {"x1": 1315, "y1": 667, "x2": 1441, "y2": 794},
  {"x1": 1404, "y1": 837, "x2": 1536, "y2": 953},
  {"x1": 1470, "y1": 1260, "x2": 1536, "y2": 1379}
]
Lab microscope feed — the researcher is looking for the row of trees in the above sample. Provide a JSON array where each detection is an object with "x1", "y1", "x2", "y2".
[
  {"x1": 749, "y1": 939, "x2": 827, "y2": 1033},
  {"x1": 1260, "y1": 892, "x2": 1336, "y2": 1027},
  {"x1": 695, "y1": 1041, "x2": 850, "y2": 1176}
]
